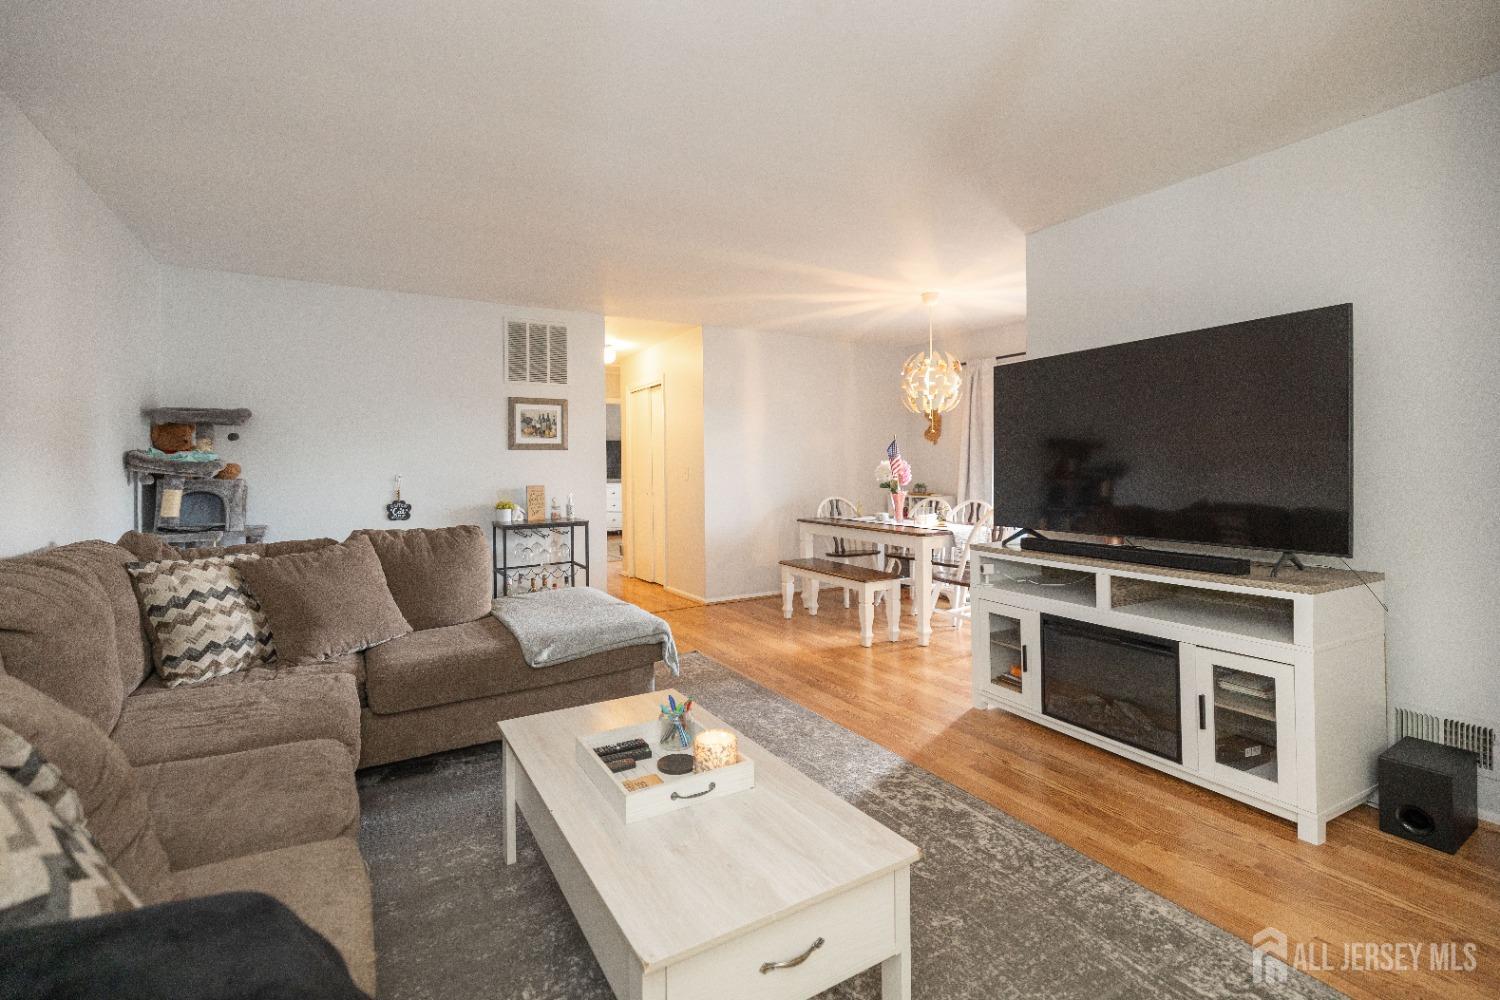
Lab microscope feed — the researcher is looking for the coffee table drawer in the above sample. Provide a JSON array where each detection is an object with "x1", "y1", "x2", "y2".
[{"x1": 665, "y1": 872, "x2": 897, "y2": 999}]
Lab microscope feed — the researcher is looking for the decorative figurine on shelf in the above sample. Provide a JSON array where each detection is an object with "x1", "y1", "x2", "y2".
[
  {"x1": 923, "y1": 410, "x2": 942, "y2": 444},
  {"x1": 659, "y1": 695, "x2": 693, "y2": 749},
  {"x1": 386, "y1": 475, "x2": 412, "y2": 521}
]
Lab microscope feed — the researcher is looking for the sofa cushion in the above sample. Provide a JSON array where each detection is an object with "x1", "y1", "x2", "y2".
[
  {"x1": 127, "y1": 554, "x2": 277, "y2": 687},
  {"x1": 173, "y1": 839, "x2": 376, "y2": 996},
  {"x1": 115, "y1": 531, "x2": 174, "y2": 563},
  {"x1": 359, "y1": 656, "x2": 658, "y2": 766},
  {"x1": 129, "y1": 650, "x2": 367, "y2": 696},
  {"x1": 180, "y1": 537, "x2": 339, "y2": 562},
  {"x1": 116, "y1": 532, "x2": 338, "y2": 564},
  {"x1": 351, "y1": 526, "x2": 491, "y2": 631},
  {"x1": 0, "y1": 543, "x2": 130, "y2": 730},
  {"x1": 69, "y1": 542, "x2": 157, "y2": 695},
  {"x1": 0, "y1": 772, "x2": 141, "y2": 929},
  {"x1": 113, "y1": 672, "x2": 361, "y2": 766},
  {"x1": 238, "y1": 535, "x2": 411, "y2": 665},
  {"x1": 0, "y1": 676, "x2": 170, "y2": 903},
  {"x1": 136, "y1": 739, "x2": 358, "y2": 871},
  {"x1": 364, "y1": 615, "x2": 648, "y2": 715}
]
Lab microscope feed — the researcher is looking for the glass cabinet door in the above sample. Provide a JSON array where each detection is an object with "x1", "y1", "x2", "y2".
[
  {"x1": 971, "y1": 600, "x2": 1041, "y2": 711},
  {"x1": 1195, "y1": 648, "x2": 1297, "y2": 804}
]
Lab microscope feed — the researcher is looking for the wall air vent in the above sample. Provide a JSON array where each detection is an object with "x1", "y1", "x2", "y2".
[
  {"x1": 506, "y1": 320, "x2": 568, "y2": 385},
  {"x1": 1394, "y1": 707, "x2": 1495, "y2": 773}
]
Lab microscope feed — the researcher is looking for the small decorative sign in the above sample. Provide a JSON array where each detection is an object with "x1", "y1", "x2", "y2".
[
  {"x1": 622, "y1": 774, "x2": 662, "y2": 793},
  {"x1": 386, "y1": 475, "x2": 412, "y2": 521},
  {"x1": 526, "y1": 485, "x2": 546, "y2": 522}
]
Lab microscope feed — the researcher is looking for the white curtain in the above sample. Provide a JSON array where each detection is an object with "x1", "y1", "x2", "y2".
[{"x1": 956, "y1": 361, "x2": 994, "y2": 505}]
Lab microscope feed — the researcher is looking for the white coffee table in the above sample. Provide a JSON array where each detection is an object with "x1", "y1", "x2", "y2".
[{"x1": 499, "y1": 689, "x2": 920, "y2": 1000}]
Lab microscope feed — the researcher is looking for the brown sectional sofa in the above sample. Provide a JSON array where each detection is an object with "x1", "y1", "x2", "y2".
[{"x1": 0, "y1": 526, "x2": 662, "y2": 993}]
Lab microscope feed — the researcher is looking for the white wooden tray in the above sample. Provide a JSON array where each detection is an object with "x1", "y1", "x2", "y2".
[{"x1": 575, "y1": 705, "x2": 755, "y2": 823}]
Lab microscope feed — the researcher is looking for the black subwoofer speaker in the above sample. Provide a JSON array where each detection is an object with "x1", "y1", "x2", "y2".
[{"x1": 1378, "y1": 737, "x2": 1477, "y2": 854}]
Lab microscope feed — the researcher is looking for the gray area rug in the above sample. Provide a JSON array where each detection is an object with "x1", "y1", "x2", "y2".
[{"x1": 358, "y1": 651, "x2": 1341, "y2": 999}]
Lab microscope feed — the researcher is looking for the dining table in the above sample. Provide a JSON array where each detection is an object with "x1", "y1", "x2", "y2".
[{"x1": 796, "y1": 515, "x2": 959, "y2": 647}]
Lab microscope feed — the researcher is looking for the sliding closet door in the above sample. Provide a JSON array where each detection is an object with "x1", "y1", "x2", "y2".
[{"x1": 626, "y1": 382, "x2": 666, "y2": 584}]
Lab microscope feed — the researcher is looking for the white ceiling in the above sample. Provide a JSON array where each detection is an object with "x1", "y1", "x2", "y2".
[
  {"x1": 605, "y1": 317, "x2": 699, "y2": 359},
  {"x1": 3, "y1": 2, "x2": 1497, "y2": 341}
]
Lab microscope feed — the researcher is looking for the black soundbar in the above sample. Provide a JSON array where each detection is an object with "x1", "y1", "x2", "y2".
[{"x1": 1018, "y1": 537, "x2": 1252, "y2": 576}]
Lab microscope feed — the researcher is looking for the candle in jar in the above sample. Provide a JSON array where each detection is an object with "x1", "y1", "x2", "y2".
[{"x1": 692, "y1": 729, "x2": 738, "y2": 772}]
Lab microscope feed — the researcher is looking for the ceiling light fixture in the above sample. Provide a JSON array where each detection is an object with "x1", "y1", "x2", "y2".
[{"x1": 900, "y1": 291, "x2": 961, "y2": 434}]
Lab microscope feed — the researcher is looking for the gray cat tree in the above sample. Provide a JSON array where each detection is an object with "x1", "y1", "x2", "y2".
[{"x1": 125, "y1": 407, "x2": 267, "y2": 548}]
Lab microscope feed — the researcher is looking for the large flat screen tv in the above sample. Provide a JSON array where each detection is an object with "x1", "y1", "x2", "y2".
[{"x1": 994, "y1": 304, "x2": 1352, "y2": 557}]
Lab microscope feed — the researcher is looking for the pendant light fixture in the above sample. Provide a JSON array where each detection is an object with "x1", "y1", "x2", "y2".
[{"x1": 900, "y1": 291, "x2": 962, "y2": 433}]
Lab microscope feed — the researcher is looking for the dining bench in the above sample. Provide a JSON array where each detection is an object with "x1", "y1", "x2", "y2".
[{"x1": 778, "y1": 557, "x2": 902, "y2": 647}]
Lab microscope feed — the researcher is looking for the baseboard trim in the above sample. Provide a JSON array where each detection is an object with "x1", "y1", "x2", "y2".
[
  {"x1": 704, "y1": 589, "x2": 780, "y2": 605},
  {"x1": 633, "y1": 584, "x2": 780, "y2": 607}
]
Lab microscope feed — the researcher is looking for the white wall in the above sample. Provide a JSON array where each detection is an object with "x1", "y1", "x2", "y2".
[
  {"x1": 701, "y1": 327, "x2": 912, "y2": 600},
  {"x1": 1027, "y1": 73, "x2": 1500, "y2": 808},
  {"x1": 0, "y1": 94, "x2": 161, "y2": 555},
  {"x1": 941, "y1": 321, "x2": 1028, "y2": 367},
  {"x1": 619, "y1": 329, "x2": 706, "y2": 599},
  {"x1": 157, "y1": 267, "x2": 609, "y2": 583}
]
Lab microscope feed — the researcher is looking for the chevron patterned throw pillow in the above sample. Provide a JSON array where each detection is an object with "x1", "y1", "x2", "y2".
[
  {"x1": 0, "y1": 769, "x2": 141, "y2": 929},
  {"x1": 128, "y1": 554, "x2": 277, "y2": 687}
]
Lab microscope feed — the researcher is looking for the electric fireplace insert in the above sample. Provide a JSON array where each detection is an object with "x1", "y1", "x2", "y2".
[{"x1": 1041, "y1": 615, "x2": 1182, "y2": 763}]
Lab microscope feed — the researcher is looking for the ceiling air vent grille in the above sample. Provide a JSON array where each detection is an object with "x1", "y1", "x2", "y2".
[
  {"x1": 506, "y1": 320, "x2": 568, "y2": 385},
  {"x1": 1394, "y1": 707, "x2": 1495, "y2": 772}
]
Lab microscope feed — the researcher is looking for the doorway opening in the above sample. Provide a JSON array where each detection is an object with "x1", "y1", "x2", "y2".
[{"x1": 603, "y1": 318, "x2": 706, "y2": 603}]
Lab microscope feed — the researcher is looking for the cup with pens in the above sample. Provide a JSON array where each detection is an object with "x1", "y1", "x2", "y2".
[{"x1": 658, "y1": 695, "x2": 694, "y2": 749}]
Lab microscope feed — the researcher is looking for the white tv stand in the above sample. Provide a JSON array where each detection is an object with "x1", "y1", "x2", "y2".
[{"x1": 968, "y1": 543, "x2": 1387, "y2": 844}]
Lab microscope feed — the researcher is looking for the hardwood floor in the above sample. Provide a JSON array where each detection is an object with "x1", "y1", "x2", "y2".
[
  {"x1": 606, "y1": 561, "x2": 700, "y2": 615},
  {"x1": 610, "y1": 566, "x2": 1500, "y2": 999}
]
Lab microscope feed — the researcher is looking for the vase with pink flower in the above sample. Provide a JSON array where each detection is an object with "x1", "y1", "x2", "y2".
[{"x1": 876, "y1": 442, "x2": 913, "y2": 520}]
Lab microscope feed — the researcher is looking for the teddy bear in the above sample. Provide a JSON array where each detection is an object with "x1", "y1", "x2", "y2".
[{"x1": 150, "y1": 422, "x2": 196, "y2": 454}]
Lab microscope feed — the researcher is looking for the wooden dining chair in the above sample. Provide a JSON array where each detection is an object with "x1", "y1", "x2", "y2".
[
  {"x1": 908, "y1": 496, "x2": 952, "y2": 521},
  {"x1": 948, "y1": 499, "x2": 992, "y2": 529},
  {"x1": 815, "y1": 496, "x2": 883, "y2": 608},
  {"x1": 935, "y1": 500, "x2": 993, "y2": 570},
  {"x1": 934, "y1": 509, "x2": 996, "y2": 628}
]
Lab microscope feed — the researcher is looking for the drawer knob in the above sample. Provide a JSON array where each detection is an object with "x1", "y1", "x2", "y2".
[
  {"x1": 759, "y1": 936, "x2": 825, "y2": 974},
  {"x1": 670, "y1": 781, "x2": 716, "y2": 801}
]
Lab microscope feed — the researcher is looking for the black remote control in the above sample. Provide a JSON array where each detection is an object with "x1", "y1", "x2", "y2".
[
  {"x1": 594, "y1": 738, "x2": 650, "y2": 759},
  {"x1": 601, "y1": 747, "x2": 653, "y2": 765}
]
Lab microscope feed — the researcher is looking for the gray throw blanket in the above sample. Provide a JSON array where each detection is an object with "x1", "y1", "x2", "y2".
[{"x1": 490, "y1": 587, "x2": 680, "y2": 675}]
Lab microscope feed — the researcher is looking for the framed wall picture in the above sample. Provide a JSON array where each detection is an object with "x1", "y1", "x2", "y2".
[{"x1": 508, "y1": 397, "x2": 568, "y2": 450}]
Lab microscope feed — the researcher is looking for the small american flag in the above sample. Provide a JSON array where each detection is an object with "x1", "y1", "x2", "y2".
[{"x1": 887, "y1": 440, "x2": 911, "y2": 484}]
